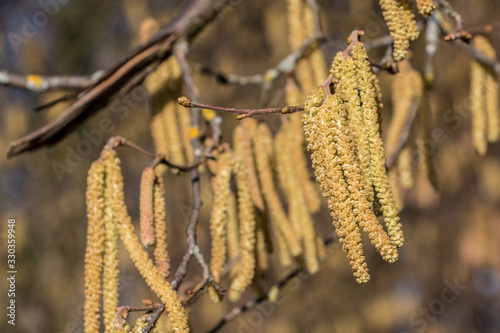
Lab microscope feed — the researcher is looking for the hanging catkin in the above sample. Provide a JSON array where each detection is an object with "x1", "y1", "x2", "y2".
[
  {"x1": 228, "y1": 158, "x2": 256, "y2": 302},
  {"x1": 351, "y1": 43, "x2": 404, "y2": 247},
  {"x1": 470, "y1": 36, "x2": 499, "y2": 155},
  {"x1": 84, "y1": 161, "x2": 106, "y2": 333},
  {"x1": 105, "y1": 150, "x2": 189, "y2": 332},
  {"x1": 140, "y1": 167, "x2": 156, "y2": 247},
  {"x1": 233, "y1": 120, "x2": 265, "y2": 211},
  {"x1": 102, "y1": 151, "x2": 120, "y2": 333},
  {"x1": 208, "y1": 152, "x2": 233, "y2": 302},
  {"x1": 153, "y1": 171, "x2": 170, "y2": 278},
  {"x1": 378, "y1": 0, "x2": 420, "y2": 61}
]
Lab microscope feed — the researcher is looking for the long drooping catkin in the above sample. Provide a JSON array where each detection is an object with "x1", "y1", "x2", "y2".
[
  {"x1": 229, "y1": 158, "x2": 256, "y2": 302},
  {"x1": 386, "y1": 60, "x2": 423, "y2": 157},
  {"x1": 84, "y1": 161, "x2": 106, "y2": 333},
  {"x1": 252, "y1": 123, "x2": 302, "y2": 258},
  {"x1": 105, "y1": 150, "x2": 189, "y2": 332},
  {"x1": 208, "y1": 152, "x2": 233, "y2": 302},
  {"x1": 233, "y1": 120, "x2": 265, "y2": 211},
  {"x1": 379, "y1": 0, "x2": 419, "y2": 61},
  {"x1": 352, "y1": 43, "x2": 404, "y2": 247},
  {"x1": 140, "y1": 167, "x2": 156, "y2": 247},
  {"x1": 153, "y1": 172, "x2": 170, "y2": 278},
  {"x1": 470, "y1": 36, "x2": 499, "y2": 155},
  {"x1": 102, "y1": 152, "x2": 119, "y2": 333},
  {"x1": 417, "y1": 93, "x2": 440, "y2": 190},
  {"x1": 225, "y1": 192, "x2": 239, "y2": 276}
]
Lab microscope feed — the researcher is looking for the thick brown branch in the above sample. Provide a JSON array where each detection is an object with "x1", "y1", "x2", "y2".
[{"x1": 7, "y1": 0, "x2": 232, "y2": 158}]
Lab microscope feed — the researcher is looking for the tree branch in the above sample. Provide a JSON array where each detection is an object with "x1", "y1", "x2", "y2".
[
  {"x1": 0, "y1": 71, "x2": 97, "y2": 92},
  {"x1": 6, "y1": 0, "x2": 233, "y2": 158}
]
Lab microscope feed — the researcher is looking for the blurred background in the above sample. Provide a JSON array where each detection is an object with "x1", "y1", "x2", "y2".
[{"x1": 1, "y1": 0, "x2": 500, "y2": 332}]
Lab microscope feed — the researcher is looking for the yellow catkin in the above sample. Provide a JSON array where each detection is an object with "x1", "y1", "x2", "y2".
[
  {"x1": 386, "y1": 60, "x2": 422, "y2": 157},
  {"x1": 275, "y1": 129, "x2": 319, "y2": 274},
  {"x1": 417, "y1": 93, "x2": 440, "y2": 190},
  {"x1": 105, "y1": 150, "x2": 189, "y2": 332},
  {"x1": 102, "y1": 152, "x2": 120, "y2": 333},
  {"x1": 416, "y1": 0, "x2": 435, "y2": 16},
  {"x1": 228, "y1": 158, "x2": 256, "y2": 302},
  {"x1": 352, "y1": 43, "x2": 404, "y2": 247},
  {"x1": 486, "y1": 67, "x2": 499, "y2": 143},
  {"x1": 398, "y1": 146, "x2": 414, "y2": 189},
  {"x1": 84, "y1": 161, "x2": 106, "y2": 333},
  {"x1": 153, "y1": 172, "x2": 170, "y2": 278},
  {"x1": 302, "y1": 88, "x2": 370, "y2": 283},
  {"x1": 255, "y1": 213, "x2": 269, "y2": 275},
  {"x1": 140, "y1": 167, "x2": 156, "y2": 247},
  {"x1": 379, "y1": 0, "x2": 419, "y2": 61},
  {"x1": 233, "y1": 120, "x2": 265, "y2": 211},
  {"x1": 470, "y1": 36, "x2": 499, "y2": 154},
  {"x1": 164, "y1": 101, "x2": 186, "y2": 166},
  {"x1": 252, "y1": 123, "x2": 302, "y2": 258},
  {"x1": 208, "y1": 152, "x2": 233, "y2": 303},
  {"x1": 226, "y1": 192, "x2": 239, "y2": 276}
]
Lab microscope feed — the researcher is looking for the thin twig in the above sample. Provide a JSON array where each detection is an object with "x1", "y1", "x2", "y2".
[
  {"x1": 193, "y1": 33, "x2": 326, "y2": 87},
  {"x1": 177, "y1": 96, "x2": 305, "y2": 117}
]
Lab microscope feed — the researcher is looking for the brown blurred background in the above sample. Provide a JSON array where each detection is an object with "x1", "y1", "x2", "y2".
[{"x1": 1, "y1": 1, "x2": 500, "y2": 332}]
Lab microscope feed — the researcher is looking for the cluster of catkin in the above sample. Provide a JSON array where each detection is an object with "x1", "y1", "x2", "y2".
[
  {"x1": 302, "y1": 42, "x2": 403, "y2": 283},
  {"x1": 143, "y1": 20, "x2": 193, "y2": 172},
  {"x1": 470, "y1": 35, "x2": 500, "y2": 156},
  {"x1": 379, "y1": 0, "x2": 434, "y2": 61},
  {"x1": 84, "y1": 149, "x2": 189, "y2": 332}
]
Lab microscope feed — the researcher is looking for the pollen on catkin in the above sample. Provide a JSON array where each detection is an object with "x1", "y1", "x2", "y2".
[
  {"x1": 208, "y1": 152, "x2": 233, "y2": 302},
  {"x1": 153, "y1": 171, "x2": 170, "y2": 278},
  {"x1": 102, "y1": 151, "x2": 120, "y2": 333},
  {"x1": 228, "y1": 158, "x2": 256, "y2": 302},
  {"x1": 84, "y1": 161, "x2": 106, "y2": 333},
  {"x1": 105, "y1": 150, "x2": 189, "y2": 332},
  {"x1": 140, "y1": 167, "x2": 156, "y2": 247},
  {"x1": 379, "y1": 0, "x2": 419, "y2": 61}
]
